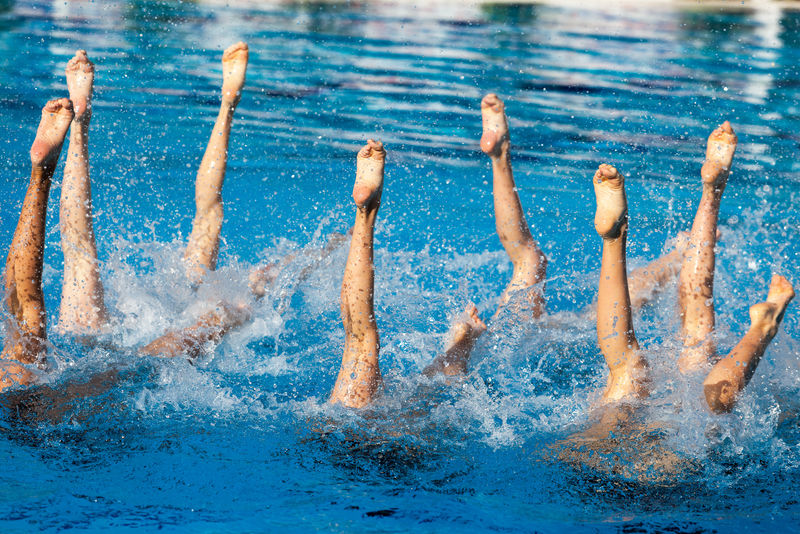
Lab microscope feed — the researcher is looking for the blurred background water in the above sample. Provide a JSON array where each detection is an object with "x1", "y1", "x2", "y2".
[{"x1": 1, "y1": 0, "x2": 800, "y2": 531}]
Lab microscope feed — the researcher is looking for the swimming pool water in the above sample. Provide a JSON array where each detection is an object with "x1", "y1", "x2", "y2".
[{"x1": 2, "y1": 1, "x2": 800, "y2": 531}]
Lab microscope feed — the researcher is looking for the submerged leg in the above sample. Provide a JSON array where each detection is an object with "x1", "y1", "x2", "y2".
[
  {"x1": 593, "y1": 164, "x2": 647, "y2": 402},
  {"x1": 59, "y1": 50, "x2": 109, "y2": 334},
  {"x1": 139, "y1": 301, "x2": 251, "y2": 361},
  {"x1": 627, "y1": 232, "x2": 689, "y2": 310},
  {"x1": 703, "y1": 275, "x2": 794, "y2": 413},
  {"x1": 678, "y1": 122, "x2": 737, "y2": 372},
  {"x1": 423, "y1": 304, "x2": 487, "y2": 377},
  {"x1": 1, "y1": 98, "x2": 74, "y2": 389},
  {"x1": 183, "y1": 42, "x2": 249, "y2": 283},
  {"x1": 481, "y1": 94, "x2": 547, "y2": 319},
  {"x1": 329, "y1": 140, "x2": 385, "y2": 408}
]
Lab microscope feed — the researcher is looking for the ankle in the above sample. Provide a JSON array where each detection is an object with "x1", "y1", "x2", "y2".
[{"x1": 490, "y1": 146, "x2": 510, "y2": 164}]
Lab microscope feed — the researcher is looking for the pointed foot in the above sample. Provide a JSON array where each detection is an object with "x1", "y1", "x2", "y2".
[
  {"x1": 353, "y1": 139, "x2": 385, "y2": 210},
  {"x1": 701, "y1": 120, "x2": 737, "y2": 190},
  {"x1": 30, "y1": 98, "x2": 74, "y2": 167},
  {"x1": 221, "y1": 41, "x2": 249, "y2": 103},
  {"x1": 592, "y1": 164, "x2": 628, "y2": 239},
  {"x1": 65, "y1": 50, "x2": 95, "y2": 122},
  {"x1": 480, "y1": 93, "x2": 509, "y2": 158}
]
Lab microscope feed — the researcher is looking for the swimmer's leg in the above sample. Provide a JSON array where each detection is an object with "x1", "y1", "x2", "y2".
[
  {"x1": 183, "y1": 42, "x2": 248, "y2": 283},
  {"x1": 59, "y1": 51, "x2": 109, "y2": 334},
  {"x1": 248, "y1": 230, "x2": 351, "y2": 298},
  {"x1": 593, "y1": 164, "x2": 647, "y2": 402},
  {"x1": 423, "y1": 304, "x2": 487, "y2": 377},
  {"x1": 1, "y1": 98, "x2": 74, "y2": 389},
  {"x1": 627, "y1": 232, "x2": 689, "y2": 310},
  {"x1": 481, "y1": 94, "x2": 547, "y2": 319},
  {"x1": 678, "y1": 122, "x2": 737, "y2": 372},
  {"x1": 139, "y1": 301, "x2": 251, "y2": 361},
  {"x1": 703, "y1": 275, "x2": 794, "y2": 413},
  {"x1": 329, "y1": 140, "x2": 385, "y2": 408}
]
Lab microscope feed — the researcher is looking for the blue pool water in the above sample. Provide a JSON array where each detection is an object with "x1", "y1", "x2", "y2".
[{"x1": 2, "y1": 0, "x2": 800, "y2": 531}]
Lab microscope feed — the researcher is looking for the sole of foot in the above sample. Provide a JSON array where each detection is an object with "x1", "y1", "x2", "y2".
[
  {"x1": 592, "y1": 164, "x2": 628, "y2": 239},
  {"x1": 222, "y1": 41, "x2": 249, "y2": 102},
  {"x1": 353, "y1": 139, "x2": 385, "y2": 210},
  {"x1": 65, "y1": 50, "x2": 94, "y2": 122},
  {"x1": 480, "y1": 93, "x2": 509, "y2": 158},
  {"x1": 701, "y1": 121, "x2": 737, "y2": 190},
  {"x1": 30, "y1": 98, "x2": 74, "y2": 167}
]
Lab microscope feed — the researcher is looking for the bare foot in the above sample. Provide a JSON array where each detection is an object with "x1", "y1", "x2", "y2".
[
  {"x1": 480, "y1": 93, "x2": 509, "y2": 158},
  {"x1": 353, "y1": 139, "x2": 385, "y2": 209},
  {"x1": 757, "y1": 274, "x2": 795, "y2": 335},
  {"x1": 448, "y1": 304, "x2": 487, "y2": 349},
  {"x1": 30, "y1": 98, "x2": 74, "y2": 168},
  {"x1": 701, "y1": 121, "x2": 737, "y2": 191},
  {"x1": 65, "y1": 50, "x2": 94, "y2": 123},
  {"x1": 221, "y1": 41, "x2": 248, "y2": 104},
  {"x1": 592, "y1": 164, "x2": 628, "y2": 239},
  {"x1": 423, "y1": 303, "x2": 487, "y2": 377}
]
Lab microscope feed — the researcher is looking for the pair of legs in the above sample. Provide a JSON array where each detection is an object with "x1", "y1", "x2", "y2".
[
  {"x1": 329, "y1": 95, "x2": 689, "y2": 408},
  {"x1": 592, "y1": 122, "x2": 794, "y2": 412},
  {"x1": 59, "y1": 41, "x2": 249, "y2": 330},
  {"x1": 1, "y1": 43, "x2": 252, "y2": 390}
]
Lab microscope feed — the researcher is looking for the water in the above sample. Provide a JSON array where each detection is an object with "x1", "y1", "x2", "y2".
[{"x1": 1, "y1": 0, "x2": 800, "y2": 531}]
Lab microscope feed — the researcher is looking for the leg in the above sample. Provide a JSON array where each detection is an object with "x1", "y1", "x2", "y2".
[
  {"x1": 59, "y1": 50, "x2": 108, "y2": 334},
  {"x1": 703, "y1": 275, "x2": 794, "y2": 413},
  {"x1": 627, "y1": 232, "x2": 689, "y2": 310},
  {"x1": 183, "y1": 42, "x2": 249, "y2": 283},
  {"x1": 593, "y1": 164, "x2": 647, "y2": 402},
  {"x1": 480, "y1": 94, "x2": 547, "y2": 318},
  {"x1": 248, "y1": 230, "x2": 351, "y2": 298},
  {"x1": 678, "y1": 122, "x2": 737, "y2": 372},
  {"x1": 139, "y1": 301, "x2": 251, "y2": 361},
  {"x1": 423, "y1": 304, "x2": 487, "y2": 377},
  {"x1": 329, "y1": 140, "x2": 385, "y2": 408},
  {"x1": 1, "y1": 98, "x2": 74, "y2": 389}
]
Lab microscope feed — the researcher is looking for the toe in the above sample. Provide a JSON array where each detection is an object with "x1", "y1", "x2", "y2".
[
  {"x1": 595, "y1": 164, "x2": 620, "y2": 183},
  {"x1": 223, "y1": 41, "x2": 249, "y2": 59}
]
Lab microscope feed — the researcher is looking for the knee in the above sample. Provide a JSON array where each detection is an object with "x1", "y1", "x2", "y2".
[{"x1": 703, "y1": 379, "x2": 736, "y2": 414}]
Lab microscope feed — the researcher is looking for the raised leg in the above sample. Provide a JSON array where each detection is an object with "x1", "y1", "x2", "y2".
[
  {"x1": 678, "y1": 121, "x2": 737, "y2": 372},
  {"x1": 59, "y1": 50, "x2": 108, "y2": 334},
  {"x1": 183, "y1": 42, "x2": 249, "y2": 283},
  {"x1": 1, "y1": 98, "x2": 74, "y2": 389},
  {"x1": 593, "y1": 164, "x2": 647, "y2": 402},
  {"x1": 329, "y1": 140, "x2": 385, "y2": 408},
  {"x1": 481, "y1": 94, "x2": 547, "y2": 319},
  {"x1": 703, "y1": 275, "x2": 794, "y2": 413},
  {"x1": 423, "y1": 304, "x2": 487, "y2": 377}
]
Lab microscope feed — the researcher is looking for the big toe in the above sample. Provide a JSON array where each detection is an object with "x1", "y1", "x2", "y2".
[{"x1": 594, "y1": 164, "x2": 622, "y2": 185}]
